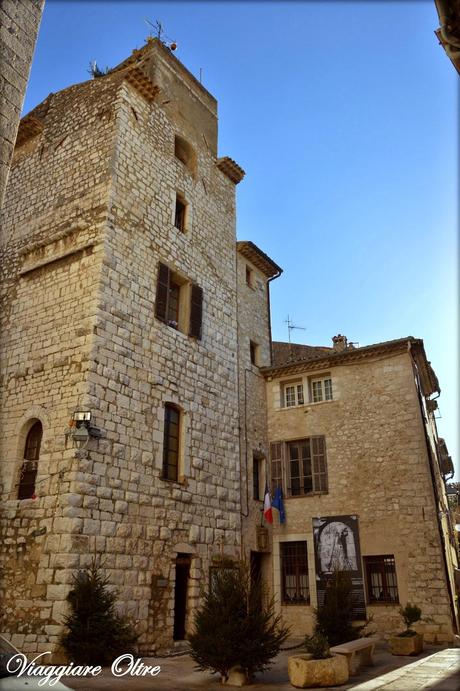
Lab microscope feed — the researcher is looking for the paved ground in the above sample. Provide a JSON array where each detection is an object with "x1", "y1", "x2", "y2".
[{"x1": 61, "y1": 642, "x2": 460, "y2": 691}]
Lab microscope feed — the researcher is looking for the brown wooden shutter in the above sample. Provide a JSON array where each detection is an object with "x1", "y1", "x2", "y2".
[
  {"x1": 189, "y1": 283, "x2": 203, "y2": 339},
  {"x1": 270, "y1": 442, "x2": 284, "y2": 495},
  {"x1": 155, "y1": 263, "x2": 170, "y2": 322}
]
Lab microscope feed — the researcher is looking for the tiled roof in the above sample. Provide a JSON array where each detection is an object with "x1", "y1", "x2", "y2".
[
  {"x1": 265, "y1": 337, "x2": 423, "y2": 376},
  {"x1": 272, "y1": 341, "x2": 332, "y2": 367}
]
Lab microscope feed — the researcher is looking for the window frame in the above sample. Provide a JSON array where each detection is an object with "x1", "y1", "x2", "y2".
[
  {"x1": 364, "y1": 555, "x2": 399, "y2": 605},
  {"x1": 282, "y1": 380, "x2": 305, "y2": 408},
  {"x1": 174, "y1": 194, "x2": 187, "y2": 233},
  {"x1": 162, "y1": 403, "x2": 182, "y2": 482},
  {"x1": 309, "y1": 376, "x2": 333, "y2": 403},
  {"x1": 270, "y1": 437, "x2": 328, "y2": 498},
  {"x1": 280, "y1": 541, "x2": 310, "y2": 605},
  {"x1": 18, "y1": 420, "x2": 42, "y2": 500}
]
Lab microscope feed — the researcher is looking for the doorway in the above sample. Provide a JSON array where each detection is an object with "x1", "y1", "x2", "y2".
[{"x1": 173, "y1": 553, "x2": 191, "y2": 640}]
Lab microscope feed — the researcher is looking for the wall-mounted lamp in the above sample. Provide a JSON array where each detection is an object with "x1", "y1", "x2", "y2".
[
  {"x1": 69, "y1": 410, "x2": 102, "y2": 448},
  {"x1": 73, "y1": 411, "x2": 92, "y2": 424}
]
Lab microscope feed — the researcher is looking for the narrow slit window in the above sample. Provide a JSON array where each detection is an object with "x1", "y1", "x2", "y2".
[
  {"x1": 162, "y1": 404, "x2": 181, "y2": 482},
  {"x1": 174, "y1": 195, "x2": 187, "y2": 232}
]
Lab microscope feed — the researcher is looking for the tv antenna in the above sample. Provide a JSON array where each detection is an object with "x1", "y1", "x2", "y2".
[
  {"x1": 144, "y1": 19, "x2": 177, "y2": 51},
  {"x1": 285, "y1": 315, "x2": 306, "y2": 343}
]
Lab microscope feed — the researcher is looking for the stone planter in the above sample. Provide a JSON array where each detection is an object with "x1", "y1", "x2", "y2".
[
  {"x1": 288, "y1": 653, "x2": 349, "y2": 688},
  {"x1": 389, "y1": 633, "x2": 424, "y2": 656}
]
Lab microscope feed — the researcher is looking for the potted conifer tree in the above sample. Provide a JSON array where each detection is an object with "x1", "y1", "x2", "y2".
[{"x1": 389, "y1": 603, "x2": 424, "y2": 656}]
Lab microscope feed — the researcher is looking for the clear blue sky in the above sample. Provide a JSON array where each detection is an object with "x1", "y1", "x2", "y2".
[{"x1": 25, "y1": 1, "x2": 458, "y2": 473}]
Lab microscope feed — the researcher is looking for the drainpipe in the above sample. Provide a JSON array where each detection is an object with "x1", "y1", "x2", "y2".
[{"x1": 267, "y1": 269, "x2": 282, "y2": 365}]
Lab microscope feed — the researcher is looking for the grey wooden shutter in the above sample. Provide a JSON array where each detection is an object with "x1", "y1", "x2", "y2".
[
  {"x1": 189, "y1": 283, "x2": 203, "y2": 339},
  {"x1": 155, "y1": 263, "x2": 170, "y2": 322}
]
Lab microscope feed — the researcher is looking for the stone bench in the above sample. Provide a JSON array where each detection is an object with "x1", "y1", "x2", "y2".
[{"x1": 330, "y1": 637, "x2": 378, "y2": 674}]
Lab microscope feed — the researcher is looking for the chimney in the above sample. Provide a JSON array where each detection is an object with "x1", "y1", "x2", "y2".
[{"x1": 332, "y1": 334, "x2": 348, "y2": 352}]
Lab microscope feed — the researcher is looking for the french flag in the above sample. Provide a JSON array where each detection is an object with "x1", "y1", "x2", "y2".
[{"x1": 263, "y1": 483, "x2": 273, "y2": 524}]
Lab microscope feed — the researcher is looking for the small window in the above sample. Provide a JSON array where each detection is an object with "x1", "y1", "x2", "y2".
[
  {"x1": 155, "y1": 263, "x2": 203, "y2": 339},
  {"x1": 174, "y1": 135, "x2": 196, "y2": 175},
  {"x1": 364, "y1": 555, "x2": 399, "y2": 604},
  {"x1": 253, "y1": 454, "x2": 261, "y2": 500},
  {"x1": 250, "y1": 340, "x2": 259, "y2": 366},
  {"x1": 246, "y1": 265, "x2": 254, "y2": 288},
  {"x1": 310, "y1": 376, "x2": 333, "y2": 403},
  {"x1": 283, "y1": 381, "x2": 304, "y2": 407},
  {"x1": 18, "y1": 421, "x2": 42, "y2": 500},
  {"x1": 280, "y1": 541, "x2": 309, "y2": 604},
  {"x1": 174, "y1": 195, "x2": 187, "y2": 232},
  {"x1": 270, "y1": 442, "x2": 283, "y2": 495},
  {"x1": 162, "y1": 404, "x2": 181, "y2": 482}
]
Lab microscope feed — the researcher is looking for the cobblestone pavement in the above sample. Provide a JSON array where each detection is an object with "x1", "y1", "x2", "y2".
[{"x1": 60, "y1": 643, "x2": 459, "y2": 690}]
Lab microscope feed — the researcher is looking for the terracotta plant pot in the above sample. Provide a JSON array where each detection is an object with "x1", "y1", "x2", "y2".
[
  {"x1": 389, "y1": 633, "x2": 424, "y2": 656},
  {"x1": 288, "y1": 653, "x2": 349, "y2": 688}
]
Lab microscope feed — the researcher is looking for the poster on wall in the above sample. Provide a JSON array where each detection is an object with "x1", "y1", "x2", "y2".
[{"x1": 312, "y1": 514, "x2": 366, "y2": 619}]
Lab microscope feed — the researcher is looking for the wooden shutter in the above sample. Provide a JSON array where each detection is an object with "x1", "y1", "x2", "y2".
[
  {"x1": 189, "y1": 283, "x2": 203, "y2": 339},
  {"x1": 312, "y1": 436, "x2": 327, "y2": 492},
  {"x1": 269, "y1": 442, "x2": 284, "y2": 495},
  {"x1": 155, "y1": 263, "x2": 170, "y2": 322}
]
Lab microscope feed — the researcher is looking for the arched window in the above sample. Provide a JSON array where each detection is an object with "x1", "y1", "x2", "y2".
[{"x1": 18, "y1": 421, "x2": 42, "y2": 500}]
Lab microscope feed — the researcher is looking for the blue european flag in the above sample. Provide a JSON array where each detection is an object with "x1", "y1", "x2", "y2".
[{"x1": 272, "y1": 485, "x2": 286, "y2": 524}]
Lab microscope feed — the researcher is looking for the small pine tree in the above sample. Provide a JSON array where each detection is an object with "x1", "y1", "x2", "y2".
[
  {"x1": 314, "y1": 570, "x2": 356, "y2": 646},
  {"x1": 61, "y1": 560, "x2": 138, "y2": 665},
  {"x1": 189, "y1": 561, "x2": 289, "y2": 682},
  {"x1": 399, "y1": 603, "x2": 422, "y2": 636},
  {"x1": 304, "y1": 632, "x2": 331, "y2": 659}
]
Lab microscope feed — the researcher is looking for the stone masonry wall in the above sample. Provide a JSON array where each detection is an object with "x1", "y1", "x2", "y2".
[
  {"x1": 0, "y1": 0, "x2": 44, "y2": 207},
  {"x1": 266, "y1": 351, "x2": 455, "y2": 643},
  {"x1": 0, "y1": 76, "x2": 119, "y2": 656},
  {"x1": 73, "y1": 66, "x2": 242, "y2": 652},
  {"x1": 236, "y1": 252, "x2": 273, "y2": 579}
]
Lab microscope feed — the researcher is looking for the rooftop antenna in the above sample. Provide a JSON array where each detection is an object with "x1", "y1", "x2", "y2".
[
  {"x1": 285, "y1": 315, "x2": 306, "y2": 344},
  {"x1": 144, "y1": 18, "x2": 177, "y2": 51}
]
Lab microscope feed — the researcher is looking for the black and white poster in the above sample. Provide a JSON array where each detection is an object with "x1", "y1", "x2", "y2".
[{"x1": 312, "y1": 515, "x2": 366, "y2": 619}]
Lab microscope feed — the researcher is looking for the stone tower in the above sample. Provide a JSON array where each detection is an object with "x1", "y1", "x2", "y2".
[{"x1": 0, "y1": 38, "x2": 274, "y2": 658}]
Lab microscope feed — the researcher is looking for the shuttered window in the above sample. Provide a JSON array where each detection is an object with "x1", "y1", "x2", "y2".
[
  {"x1": 155, "y1": 263, "x2": 202, "y2": 340},
  {"x1": 18, "y1": 421, "x2": 42, "y2": 500},
  {"x1": 270, "y1": 437, "x2": 327, "y2": 497}
]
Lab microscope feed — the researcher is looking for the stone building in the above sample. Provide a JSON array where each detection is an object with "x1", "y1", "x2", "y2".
[
  {"x1": 262, "y1": 335, "x2": 458, "y2": 643},
  {"x1": 0, "y1": 38, "x2": 280, "y2": 658},
  {"x1": 0, "y1": 34, "x2": 457, "y2": 661},
  {"x1": 0, "y1": 0, "x2": 44, "y2": 208}
]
